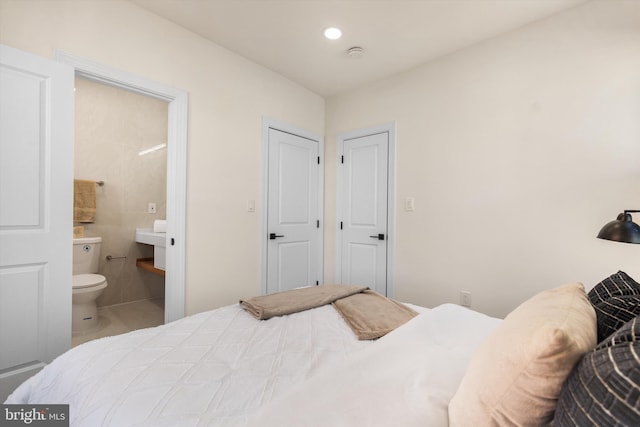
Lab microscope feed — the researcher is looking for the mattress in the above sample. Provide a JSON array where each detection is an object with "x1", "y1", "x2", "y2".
[{"x1": 6, "y1": 302, "x2": 500, "y2": 427}]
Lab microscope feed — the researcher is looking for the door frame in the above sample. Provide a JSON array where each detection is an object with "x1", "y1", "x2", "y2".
[
  {"x1": 260, "y1": 117, "x2": 324, "y2": 294},
  {"x1": 336, "y1": 122, "x2": 396, "y2": 297},
  {"x1": 55, "y1": 51, "x2": 188, "y2": 323}
]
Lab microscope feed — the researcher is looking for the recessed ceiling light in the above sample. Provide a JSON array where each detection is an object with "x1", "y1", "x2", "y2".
[{"x1": 323, "y1": 27, "x2": 342, "y2": 40}]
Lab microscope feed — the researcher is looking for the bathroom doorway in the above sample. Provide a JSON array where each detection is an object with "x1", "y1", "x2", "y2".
[
  {"x1": 57, "y1": 51, "x2": 188, "y2": 338},
  {"x1": 73, "y1": 77, "x2": 167, "y2": 344}
]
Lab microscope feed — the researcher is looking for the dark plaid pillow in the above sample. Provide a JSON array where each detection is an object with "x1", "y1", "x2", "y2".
[
  {"x1": 593, "y1": 295, "x2": 640, "y2": 342},
  {"x1": 588, "y1": 271, "x2": 640, "y2": 306},
  {"x1": 553, "y1": 316, "x2": 640, "y2": 426}
]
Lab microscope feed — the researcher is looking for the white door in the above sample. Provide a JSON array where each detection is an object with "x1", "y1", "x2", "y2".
[
  {"x1": 338, "y1": 131, "x2": 390, "y2": 295},
  {"x1": 0, "y1": 45, "x2": 73, "y2": 399},
  {"x1": 266, "y1": 127, "x2": 321, "y2": 293}
]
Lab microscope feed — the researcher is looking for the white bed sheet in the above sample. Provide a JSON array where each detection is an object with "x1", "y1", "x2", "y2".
[{"x1": 6, "y1": 302, "x2": 499, "y2": 427}]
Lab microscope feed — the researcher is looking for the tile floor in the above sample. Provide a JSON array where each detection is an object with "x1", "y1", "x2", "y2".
[{"x1": 72, "y1": 298, "x2": 165, "y2": 347}]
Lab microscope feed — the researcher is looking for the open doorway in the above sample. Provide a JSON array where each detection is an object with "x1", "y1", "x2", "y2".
[
  {"x1": 56, "y1": 51, "x2": 188, "y2": 328},
  {"x1": 72, "y1": 77, "x2": 168, "y2": 346}
]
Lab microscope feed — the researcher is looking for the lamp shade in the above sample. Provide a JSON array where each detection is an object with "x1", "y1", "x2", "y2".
[{"x1": 597, "y1": 212, "x2": 640, "y2": 244}]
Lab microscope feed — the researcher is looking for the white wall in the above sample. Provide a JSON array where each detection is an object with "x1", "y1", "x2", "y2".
[
  {"x1": 325, "y1": 0, "x2": 640, "y2": 317},
  {"x1": 3, "y1": 0, "x2": 639, "y2": 320},
  {"x1": 0, "y1": 0, "x2": 325, "y2": 315}
]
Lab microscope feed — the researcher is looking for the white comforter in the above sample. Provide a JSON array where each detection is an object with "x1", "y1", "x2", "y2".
[
  {"x1": 252, "y1": 303, "x2": 501, "y2": 426},
  {"x1": 6, "y1": 303, "x2": 500, "y2": 427}
]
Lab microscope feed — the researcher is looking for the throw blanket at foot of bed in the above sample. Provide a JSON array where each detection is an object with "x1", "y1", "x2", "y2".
[
  {"x1": 332, "y1": 290, "x2": 418, "y2": 340},
  {"x1": 240, "y1": 285, "x2": 417, "y2": 340}
]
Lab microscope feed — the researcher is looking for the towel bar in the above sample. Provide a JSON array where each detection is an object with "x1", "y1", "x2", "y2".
[{"x1": 106, "y1": 255, "x2": 126, "y2": 261}]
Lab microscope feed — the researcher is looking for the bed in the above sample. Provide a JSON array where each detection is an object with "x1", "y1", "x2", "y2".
[{"x1": 6, "y1": 276, "x2": 640, "y2": 426}]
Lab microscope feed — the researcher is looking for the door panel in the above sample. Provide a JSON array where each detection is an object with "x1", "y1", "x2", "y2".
[
  {"x1": 0, "y1": 44, "x2": 73, "y2": 400},
  {"x1": 340, "y1": 132, "x2": 389, "y2": 295},
  {"x1": 266, "y1": 128, "x2": 320, "y2": 293},
  {"x1": 349, "y1": 144, "x2": 382, "y2": 226},
  {"x1": 277, "y1": 241, "x2": 310, "y2": 289},
  {"x1": 346, "y1": 243, "x2": 378, "y2": 286},
  {"x1": 0, "y1": 265, "x2": 45, "y2": 371},
  {"x1": 0, "y1": 65, "x2": 44, "y2": 227},
  {"x1": 279, "y1": 142, "x2": 311, "y2": 224}
]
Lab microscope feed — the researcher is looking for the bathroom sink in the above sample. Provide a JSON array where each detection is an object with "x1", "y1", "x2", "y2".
[
  {"x1": 135, "y1": 228, "x2": 166, "y2": 270},
  {"x1": 135, "y1": 228, "x2": 166, "y2": 247}
]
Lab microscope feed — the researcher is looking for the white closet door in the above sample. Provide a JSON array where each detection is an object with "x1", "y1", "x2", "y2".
[
  {"x1": 339, "y1": 131, "x2": 389, "y2": 295},
  {"x1": 266, "y1": 128, "x2": 321, "y2": 293}
]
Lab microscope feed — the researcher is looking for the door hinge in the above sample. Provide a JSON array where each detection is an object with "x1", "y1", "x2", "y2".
[
  {"x1": 316, "y1": 280, "x2": 319, "y2": 286},
  {"x1": 317, "y1": 219, "x2": 320, "y2": 228},
  {"x1": 341, "y1": 155, "x2": 344, "y2": 164},
  {"x1": 317, "y1": 156, "x2": 320, "y2": 165},
  {"x1": 340, "y1": 221, "x2": 343, "y2": 230}
]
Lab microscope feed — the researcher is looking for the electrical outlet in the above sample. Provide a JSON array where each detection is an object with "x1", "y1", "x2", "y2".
[
  {"x1": 148, "y1": 202, "x2": 157, "y2": 214},
  {"x1": 460, "y1": 290, "x2": 472, "y2": 308}
]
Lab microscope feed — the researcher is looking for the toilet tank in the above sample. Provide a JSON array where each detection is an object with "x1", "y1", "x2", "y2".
[{"x1": 72, "y1": 237, "x2": 102, "y2": 275}]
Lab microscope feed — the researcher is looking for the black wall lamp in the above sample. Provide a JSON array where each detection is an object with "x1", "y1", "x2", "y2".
[{"x1": 597, "y1": 210, "x2": 640, "y2": 244}]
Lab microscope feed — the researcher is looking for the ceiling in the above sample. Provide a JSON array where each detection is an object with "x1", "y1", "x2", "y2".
[{"x1": 131, "y1": 0, "x2": 589, "y2": 97}]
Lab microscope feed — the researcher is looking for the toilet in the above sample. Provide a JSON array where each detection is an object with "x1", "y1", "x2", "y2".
[{"x1": 72, "y1": 237, "x2": 108, "y2": 332}]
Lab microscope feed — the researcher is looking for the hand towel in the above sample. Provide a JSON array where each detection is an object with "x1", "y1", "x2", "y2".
[
  {"x1": 332, "y1": 290, "x2": 417, "y2": 340},
  {"x1": 153, "y1": 220, "x2": 167, "y2": 233},
  {"x1": 73, "y1": 179, "x2": 96, "y2": 223}
]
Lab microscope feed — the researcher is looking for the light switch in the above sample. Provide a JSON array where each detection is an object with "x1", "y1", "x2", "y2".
[
  {"x1": 405, "y1": 197, "x2": 415, "y2": 212},
  {"x1": 247, "y1": 199, "x2": 256, "y2": 212},
  {"x1": 148, "y1": 202, "x2": 157, "y2": 214}
]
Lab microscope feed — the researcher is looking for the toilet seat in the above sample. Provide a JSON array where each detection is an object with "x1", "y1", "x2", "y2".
[{"x1": 73, "y1": 273, "x2": 107, "y2": 289}]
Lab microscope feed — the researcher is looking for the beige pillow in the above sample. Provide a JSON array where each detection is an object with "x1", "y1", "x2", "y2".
[{"x1": 448, "y1": 282, "x2": 597, "y2": 426}]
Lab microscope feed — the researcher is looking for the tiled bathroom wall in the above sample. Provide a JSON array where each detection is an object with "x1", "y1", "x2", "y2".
[{"x1": 74, "y1": 77, "x2": 167, "y2": 307}]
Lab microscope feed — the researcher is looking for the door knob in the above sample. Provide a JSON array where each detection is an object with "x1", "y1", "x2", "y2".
[
  {"x1": 269, "y1": 233, "x2": 285, "y2": 240},
  {"x1": 369, "y1": 233, "x2": 385, "y2": 240}
]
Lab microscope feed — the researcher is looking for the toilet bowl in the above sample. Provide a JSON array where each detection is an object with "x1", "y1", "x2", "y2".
[
  {"x1": 72, "y1": 274, "x2": 108, "y2": 331},
  {"x1": 72, "y1": 237, "x2": 109, "y2": 332}
]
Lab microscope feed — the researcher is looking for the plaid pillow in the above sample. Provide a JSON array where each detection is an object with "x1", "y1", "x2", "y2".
[
  {"x1": 588, "y1": 271, "x2": 640, "y2": 306},
  {"x1": 593, "y1": 295, "x2": 640, "y2": 342},
  {"x1": 553, "y1": 316, "x2": 640, "y2": 426}
]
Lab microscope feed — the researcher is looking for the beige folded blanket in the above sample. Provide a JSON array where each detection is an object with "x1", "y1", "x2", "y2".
[
  {"x1": 333, "y1": 290, "x2": 418, "y2": 340},
  {"x1": 240, "y1": 284, "x2": 367, "y2": 320},
  {"x1": 240, "y1": 285, "x2": 417, "y2": 340}
]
